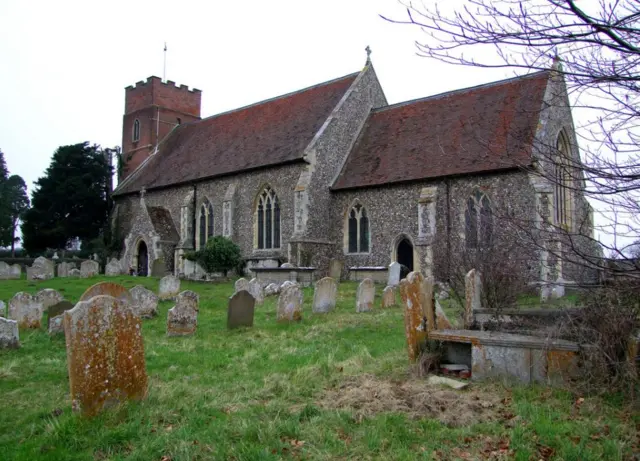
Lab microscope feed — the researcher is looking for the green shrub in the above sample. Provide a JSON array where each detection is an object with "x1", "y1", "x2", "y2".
[{"x1": 185, "y1": 236, "x2": 242, "y2": 276}]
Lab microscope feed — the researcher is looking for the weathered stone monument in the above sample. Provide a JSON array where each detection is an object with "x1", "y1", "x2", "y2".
[
  {"x1": 0, "y1": 262, "x2": 10, "y2": 280},
  {"x1": 158, "y1": 275, "x2": 181, "y2": 300},
  {"x1": 356, "y1": 278, "x2": 375, "y2": 312},
  {"x1": 80, "y1": 282, "x2": 134, "y2": 304},
  {"x1": 130, "y1": 285, "x2": 159, "y2": 319},
  {"x1": 312, "y1": 277, "x2": 337, "y2": 313},
  {"x1": 8, "y1": 292, "x2": 44, "y2": 329},
  {"x1": 234, "y1": 277, "x2": 249, "y2": 293},
  {"x1": 64, "y1": 294, "x2": 147, "y2": 416},
  {"x1": 151, "y1": 258, "x2": 167, "y2": 277},
  {"x1": 227, "y1": 290, "x2": 255, "y2": 329},
  {"x1": 381, "y1": 286, "x2": 397, "y2": 308},
  {"x1": 464, "y1": 269, "x2": 482, "y2": 329},
  {"x1": 387, "y1": 262, "x2": 401, "y2": 287},
  {"x1": 329, "y1": 259, "x2": 343, "y2": 280},
  {"x1": 551, "y1": 277, "x2": 565, "y2": 299},
  {"x1": 264, "y1": 283, "x2": 280, "y2": 297},
  {"x1": 48, "y1": 300, "x2": 74, "y2": 335},
  {"x1": 248, "y1": 278, "x2": 264, "y2": 305},
  {"x1": 277, "y1": 284, "x2": 303, "y2": 322},
  {"x1": 0, "y1": 317, "x2": 19, "y2": 348},
  {"x1": 80, "y1": 260, "x2": 100, "y2": 278},
  {"x1": 27, "y1": 257, "x2": 54, "y2": 280},
  {"x1": 167, "y1": 290, "x2": 199, "y2": 336},
  {"x1": 399, "y1": 272, "x2": 428, "y2": 362},
  {"x1": 36, "y1": 288, "x2": 64, "y2": 311},
  {"x1": 9, "y1": 264, "x2": 21, "y2": 279},
  {"x1": 69, "y1": 268, "x2": 81, "y2": 277},
  {"x1": 57, "y1": 261, "x2": 74, "y2": 278},
  {"x1": 0, "y1": 300, "x2": 6, "y2": 317},
  {"x1": 105, "y1": 258, "x2": 122, "y2": 276}
]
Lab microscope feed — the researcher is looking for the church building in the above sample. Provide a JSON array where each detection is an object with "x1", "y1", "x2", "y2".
[{"x1": 112, "y1": 55, "x2": 597, "y2": 289}]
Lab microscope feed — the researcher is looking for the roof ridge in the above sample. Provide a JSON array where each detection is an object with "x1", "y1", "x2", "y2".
[
  {"x1": 373, "y1": 70, "x2": 550, "y2": 114},
  {"x1": 188, "y1": 71, "x2": 360, "y2": 126}
]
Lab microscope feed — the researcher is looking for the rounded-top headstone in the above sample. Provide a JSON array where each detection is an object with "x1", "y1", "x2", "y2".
[
  {"x1": 313, "y1": 277, "x2": 337, "y2": 313},
  {"x1": 227, "y1": 290, "x2": 256, "y2": 329},
  {"x1": 158, "y1": 275, "x2": 181, "y2": 300},
  {"x1": 356, "y1": 278, "x2": 375, "y2": 312},
  {"x1": 234, "y1": 278, "x2": 249, "y2": 293},
  {"x1": 277, "y1": 284, "x2": 303, "y2": 322},
  {"x1": 36, "y1": 288, "x2": 65, "y2": 310},
  {"x1": 80, "y1": 282, "x2": 133, "y2": 304},
  {"x1": 130, "y1": 285, "x2": 159, "y2": 319},
  {"x1": 8, "y1": 292, "x2": 44, "y2": 329}
]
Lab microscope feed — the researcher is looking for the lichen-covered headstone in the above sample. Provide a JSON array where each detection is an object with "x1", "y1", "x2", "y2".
[
  {"x1": 264, "y1": 283, "x2": 280, "y2": 297},
  {"x1": 387, "y1": 262, "x2": 401, "y2": 287},
  {"x1": 0, "y1": 261, "x2": 10, "y2": 280},
  {"x1": 248, "y1": 278, "x2": 264, "y2": 305},
  {"x1": 80, "y1": 282, "x2": 133, "y2": 304},
  {"x1": 57, "y1": 261, "x2": 74, "y2": 278},
  {"x1": 158, "y1": 275, "x2": 180, "y2": 300},
  {"x1": 80, "y1": 260, "x2": 100, "y2": 278},
  {"x1": 312, "y1": 277, "x2": 337, "y2": 313},
  {"x1": 227, "y1": 290, "x2": 255, "y2": 329},
  {"x1": 69, "y1": 268, "x2": 81, "y2": 277},
  {"x1": 280, "y1": 280, "x2": 296, "y2": 291},
  {"x1": 356, "y1": 278, "x2": 375, "y2": 312},
  {"x1": 381, "y1": 286, "x2": 397, "y2": 308},
  {"x1": 37, "y1": 288, "x2": 64, "y2": 311},
  {"x1": 27, "y1": 257, "x2": 54, "y2": 280},
  {"x1": 234, "y1": 277, "x2": 249, "y2": 293},
  {"x1": 464, "y1": 269, "x2": 482, "y2": 329},
  {"x1": 167, "y1": 290, "x2": 199, "y2": 336},
  {"x1": 8, "y1": 292, "x2": 44, "y2": 329},
  {"x1": 48, "y1": 300, "x2": 74, "y2": 335},
  {"x1": 277, "y1": 284, "x2": 303, "y2": 322},
  {"x1": 64, "y1": 295, "x2": 147, "y2": 416},
  {"x1": 399, "y1": 272, "x2": 428, "y2": 362},
  {"x1": 105, "y1": 258, "x2": 122, "y2": 276},
  {"x1": 0, "y1": 317, "x2": 19, "y2": 348},
  {"x1": 130, "y1": 285, "x2": 159, "y2": 319},
  {"x1": 9, "y1": 264, "x2": 21, "y2": 279}
]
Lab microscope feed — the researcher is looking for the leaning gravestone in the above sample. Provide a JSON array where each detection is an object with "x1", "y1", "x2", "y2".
[
  {"x1": 36, "y1": 288, "x2": 64, "y2": 311},
  {"x1": 27, "y1": 257, "x2": 54, "y2": 281},
  {"x1": 80, "y1": 260, "x2": 100, "y2": 278},
  {"x1": 356, "y1": 278, "x2": 375, "y2": 313},
  {"x1": 130, "y1": 285, "x2": 159, "y2": 319},
  {"x1": 64, "y1": 294, "x2": 147, "y2": 416},
  {"x1": 48, "y1": 300, "x2": 74, "y2": 335},
  {"x1": 399, "y1": 272, "x2": 428, "y2": 362},
  {"x1": 227, "y1": 290, "x2": 255, "y2": 329},
  {"x1": 8, "y1": 292, "x2": 44, "y2": 329},
  {"x1": 0, "y1": 317, "x2": 19, "y2": 348},
  {"x1": 381, "y1": 286, "x2": 397, "y2": 308},
  {"x1": 105, "y1": 258, "x2": 122, "y2": 276},
  {"x1": 277, "y1": 284, "x2": 303, "y2": 322},
  {"x1": 80, "y1": 282, "x2": 134, "y2": 305},
  {"x1": 167, "y1": 290, "x2": 199, "y2": 336},
  {"x1": 57, "y1": 261, "x2": 74, "y2": 278},
  {"x1": 387, "y1": 262, "x2": 401, "y2": 287},
  {"x1": 312, "y1": 277, "x2": 337, "y2": 313},
  {"x1": 264, "y1": 283, "x2": 280, "y2": 297},
  {"x1": 329, "y1": 259, "x2": 343, "y2": 280},
  {"x1": 234, "y1": 278, "x2": 249, "y2": 293},
  {"x1": 248, "y1": 278, "x2": 264, "y2": 306},
  {"x1": 159, "y1": 275, "x2": 180, "y2": 300},
  {"x1": 9, "y1": 264, "x2": 21, "y2": 279},
  {"x1": 0, "y1": 261, "x2": 10, "y2": 280}
]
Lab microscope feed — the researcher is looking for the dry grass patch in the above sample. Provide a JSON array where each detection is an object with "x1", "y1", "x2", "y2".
[{"x1": 318, "y1": 374, "x2": 506, "y2": 427}]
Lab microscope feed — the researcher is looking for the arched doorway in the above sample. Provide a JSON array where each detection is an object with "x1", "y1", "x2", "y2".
[
  {"x1": 137, "y1": 240, "x2": 148, "y2": 276},
  {"x1": 397, "y1": 238, "x2": 414, "y2": 273}
]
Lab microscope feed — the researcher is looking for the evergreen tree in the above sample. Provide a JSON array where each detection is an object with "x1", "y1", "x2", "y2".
[{"x1": 5, "y1": 175, "x2": 29, "y2": 256}]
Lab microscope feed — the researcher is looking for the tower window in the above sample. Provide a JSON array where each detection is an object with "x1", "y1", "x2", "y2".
[{"x1": 132, "y1": 119, "x2": 140, "y2": 142}]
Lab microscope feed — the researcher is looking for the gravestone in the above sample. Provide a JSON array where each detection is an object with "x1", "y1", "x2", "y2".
[
  {"x1": 381, "y1": 286, "x2": 397, "y2": 308},
  {"x1": 464, "y1": 269, "x2": 482, "y2": 329},
  {"x1": 551, "y1": 277, "x2": 565, "y2": 299},
  {"x1": 80, "y1": 260, "x2": 100, "y2": 278},
  {"x1": 329, "y1": 259, "x2": 343, "y2": 280},
  {"x1": 105, "y1": 258, "x2": 122, "y2": 276},
  {"x1": 280, "y1": 280, "x2": 297, "y2": 291},
  {"x1": 27, "y1": 257, "x2": 54, "y2": 280},
  {"x1": 227, "y1": 290, "x2": 255, "y2": 329},
  {"x1": 151, "y1": 258, "x2": 167, "y2": 277},
  {"x1": 387, "y1": 262, "x2": 401, "y2": 287},
  {"x1": 167, "y1": 290, "x2": 199, "y2": 336},
  {"x1": 277, "y1": 284, "x2": 303, "y2": 322},
  {"x1": 0, "y1": 318, "x2": 19, "y2": 348},
  {"x1": 80, "y1": 282, "x2": 133, "y2": 304},
  {"x1": 37, "y1": 288, "x2": 64, "y2": 312},
  {"x1": 8, "y1": 292, "x2": 44, "y2": 329},
  {"x1": 64, "y1": 295, "x2": 147, "y2": 416},
  {"x1": 57, "y1": 261, "x2": 74, "y2": 278},
  {"x1": 52, "y1": 252, "x2": 59, "y2": 260},
  {"x1": 399, "y1": 272, "x2": 428, "y2": 362},
  {"x1": 248, "y1": 278, "x2": 264, "y2": 305},
  {"x1": 281, "y1": 262, "x2": 296, "y2": 269},
  {"x1": 159, "y1": 275, "x2": 180, "y2": 300},
  {"x1": 48, "y1": 300, "x2": 74, "y2": 335},
  {"x1": 69, "y1": 268, "x2": 81, "y2": 277},
  {"x1": 356, "y1": 278, "x2": 375, "y2": 312},
  {"x1": 130, "y1": 285, "x2": 159, "y2": 319},
  {"x1": 9, "y1": 264, "x2": 21, "y2": 279},
  {"x1": 0, "y1": 262, "x2": 10, "y2": 280},
  {"x1": 312, "y1": 277, "x2": 337, "y2": 313},
  {"x1": 234, "y1": 278, "x2": 249, "y2": 293},
  {"x1": 264, "y1": 283, "x2": 280, "y2": 296},
  {"x1": 0, "y1": 300, "x2": 6, "y2": 317}
]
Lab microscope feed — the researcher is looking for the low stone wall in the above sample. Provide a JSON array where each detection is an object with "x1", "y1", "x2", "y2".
[
  {"x1": 251, "y1": 267, "x2": 316, "y2": 287},
  {"x1": 348, "y1": 267, "x2": 388, "y2": 284}
]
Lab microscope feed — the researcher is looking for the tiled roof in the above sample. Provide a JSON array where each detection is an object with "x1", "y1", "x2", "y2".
[
  {"x1": 114, "y1": 72, "x2": 359, "y2": 195},
  {"x1": 332, "y1": 71, "x2": 550, "y2": 190}
]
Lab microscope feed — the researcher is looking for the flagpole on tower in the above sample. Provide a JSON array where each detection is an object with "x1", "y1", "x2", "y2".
[{"x1": 163, "y1": 42, "x2": 167, "y2": 81}]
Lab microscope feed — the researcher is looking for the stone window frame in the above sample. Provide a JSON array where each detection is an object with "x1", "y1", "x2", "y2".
[
  {"x1": 132, "y1": 119, "x2": 140, "y2": 142},
  {"x1": 344, "y1": 200, "x2": 371, "y2": 255},
  {"x1": 196, "y1": 197, "x2": 214, "y2": 250},
  {"x1": 254, "y1": 185, "x2": 281, "y2": 250},
  {"x1": 463, "y1": 189, "x2": 493, "y2": 249},
  {"x1": 554, "y1": 129, "x2": 574, "y2": 232}
]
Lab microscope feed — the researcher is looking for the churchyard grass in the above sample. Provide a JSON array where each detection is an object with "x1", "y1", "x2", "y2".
[{"x1": 0, "y1": 277, "x2": 636, "y2": 460}]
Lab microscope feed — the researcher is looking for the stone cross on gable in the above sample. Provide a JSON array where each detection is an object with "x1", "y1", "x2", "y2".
[{"x1": 365, "y1": 45, "x2": 372, "y2": 62}]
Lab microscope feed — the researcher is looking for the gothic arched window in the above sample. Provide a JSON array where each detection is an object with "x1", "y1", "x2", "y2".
[
  {"x1": 198, "y1": 199, "x2": 214, "y2": 249},
  {"x1": 465, "y1": 190, "x2": 492, "y2": 249},
  {"x1": 554, "y1": 131, "x2": 573, "y2": 229},
  {"x1": 256, "y1": 186, "x2": 280, "y2": 249},
  {"x1": 132, "y1": 119, "x2": 140, "y2": 142},
  {"x1": 347, "y1": 204, "x2": 370, "y2": 253}
]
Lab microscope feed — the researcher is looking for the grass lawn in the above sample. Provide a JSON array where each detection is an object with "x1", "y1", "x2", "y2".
[{"x1": 0, "y1": 276, "x2": 637, "y2": 460}]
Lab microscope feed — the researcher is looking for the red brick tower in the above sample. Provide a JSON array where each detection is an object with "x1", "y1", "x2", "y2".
[{"x1": 121, "y1": 76, "x2": 201, "y2": 180}]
